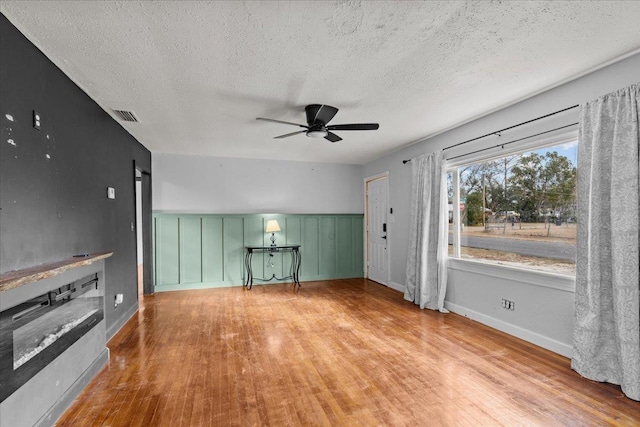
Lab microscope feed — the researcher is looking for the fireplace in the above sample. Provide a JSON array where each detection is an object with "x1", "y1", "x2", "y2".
[
  {"x1": 0, "y1": 253, "x2": 111, "y2": 427},
  {"x1": 0, "y1": 273, "x2": 104, "y2": 402}
]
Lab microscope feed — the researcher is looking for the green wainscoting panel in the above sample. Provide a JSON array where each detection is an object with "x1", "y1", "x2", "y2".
[
  {"x1": 202, "y1": 217, "x2": 223, "y2": 283},
  {"x1": 154, "y1": 215, "x2": 179, "y2": 286},
  {"x1": 153, "y1": 213, "x2": 364, "y2": 292},
  {"x1": 301, "y1": 217, "x2": 319, "y2": 277},
  {"x1": 353, "y1": 216, "x2": 364, "y2": 275},
  {"x1": 319, "y1": 217, "x2": 336, "y2": 276},
  {"x1": 284, "y1": 216, "x2": 302, "y2": 246},
  {"x1": 180, "y1": 216, "x2": 202, "y2": 284},
  {"x1": 336, "y1": 217, "x2": 353, "y2": 275},
  {"x1": 223, "y1": 217, "x2": 245, "y2": 284}
]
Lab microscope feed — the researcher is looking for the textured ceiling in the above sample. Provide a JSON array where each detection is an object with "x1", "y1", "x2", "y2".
[{"x1": 2, "y1": 1, "x2": 640, "y2": 165}]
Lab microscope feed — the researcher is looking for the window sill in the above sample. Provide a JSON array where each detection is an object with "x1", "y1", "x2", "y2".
[{"x1": 447, "y1": 258, "x2": 575, "y2": 292}]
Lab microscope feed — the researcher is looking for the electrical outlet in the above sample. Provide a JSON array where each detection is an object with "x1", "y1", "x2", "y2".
[
  {"x1": 114, "y1": 293, "x2": 124, "y2": 308},
  {"x1": 501, "y1": 298, "x2": 515, "y2": 310},
  {"x1": 107, "y1": 187, "x2": 116, "y2": 199}
]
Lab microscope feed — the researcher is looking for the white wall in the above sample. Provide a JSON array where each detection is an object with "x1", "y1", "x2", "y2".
[
  {"x1": 153, "y1": 153, "x2": 364, "y2": 214},
  {"x1": 363, "y1": 52, "x2": 640, "y2": 357}
]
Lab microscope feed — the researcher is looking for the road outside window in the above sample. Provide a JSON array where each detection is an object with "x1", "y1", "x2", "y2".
[{"x1": 447, "y1": 140, "x2": 577, "y2": 275}]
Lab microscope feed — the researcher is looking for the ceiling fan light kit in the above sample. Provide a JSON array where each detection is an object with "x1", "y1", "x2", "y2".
[
  {"x1": 307, "y1": 129, "x2": 328, "y2": 138},
  {"x1": 257, "y1": 104, "x2": 379, "y2": 143}
]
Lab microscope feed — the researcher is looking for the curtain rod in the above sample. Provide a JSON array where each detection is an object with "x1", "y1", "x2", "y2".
[
  {"x1": 402, "y1": 104, "x2": 579, "y2": 164},
  {"x1": 446, "y1": 122, "x2": 578, "y2": 161}
]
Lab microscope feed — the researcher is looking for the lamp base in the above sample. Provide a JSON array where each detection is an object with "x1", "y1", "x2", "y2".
[{"x1": 270, "y1": 233, "x2": 276, "y2": 247}]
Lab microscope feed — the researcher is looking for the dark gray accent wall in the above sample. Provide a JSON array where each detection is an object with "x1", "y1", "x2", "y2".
[{"x1": 0, "y1": 14, "x2": 151, "y2": 336}]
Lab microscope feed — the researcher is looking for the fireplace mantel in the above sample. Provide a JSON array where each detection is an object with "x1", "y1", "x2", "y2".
[{"x1": 0, "y1": 252, "x2": 113, "y2": 293}]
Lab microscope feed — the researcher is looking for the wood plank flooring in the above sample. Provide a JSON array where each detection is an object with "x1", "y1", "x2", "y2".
[{"x1": 56, "y1": 279, "x2": 640, "y2": 426}]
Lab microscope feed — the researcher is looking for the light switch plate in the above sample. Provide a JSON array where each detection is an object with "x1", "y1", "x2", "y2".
[{"x1": 107, "y1": 187, "x2": 115, "y2": 199}]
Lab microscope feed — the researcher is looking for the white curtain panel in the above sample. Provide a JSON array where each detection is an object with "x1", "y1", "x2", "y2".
[
  {"x1": 404, "y1": 151, "x2": 449, "y2": 312},
  {"x1": 572, "y1": 83, "x2": 639, "y2": 401}
]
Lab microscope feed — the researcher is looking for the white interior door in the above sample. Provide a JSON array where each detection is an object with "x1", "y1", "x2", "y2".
[{"x1": 367, "y1": 176, "x2": 389, "y2": 285}]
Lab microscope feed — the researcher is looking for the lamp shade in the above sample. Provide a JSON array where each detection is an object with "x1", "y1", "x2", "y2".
[{"x1": 265, "y1": 220, "x2": 281, "y2": 233}]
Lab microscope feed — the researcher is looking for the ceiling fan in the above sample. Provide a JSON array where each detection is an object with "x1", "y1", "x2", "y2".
[{"x1": 256, "y1": 104, "x2": 379, "y2": 142}]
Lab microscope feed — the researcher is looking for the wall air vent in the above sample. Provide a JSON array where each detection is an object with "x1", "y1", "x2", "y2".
[{"x1": 112, "y1": 109, "x2": 139, "y2": 122}]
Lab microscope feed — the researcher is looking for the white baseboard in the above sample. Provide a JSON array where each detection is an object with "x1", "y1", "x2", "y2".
[
  {"x1": 386, "y1": 281, "x2": 405, "y2": 293},
  {"x1": 444, "y1": 301, "x2": 573, "y2": 358}
]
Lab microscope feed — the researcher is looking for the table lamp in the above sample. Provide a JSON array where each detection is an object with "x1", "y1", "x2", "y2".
[{"x1": 266, "y1": 220, "x2": 281, "y2": 247}]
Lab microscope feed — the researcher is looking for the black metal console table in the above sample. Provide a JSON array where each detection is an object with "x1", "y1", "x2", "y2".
[{"x1": 244, "y1": 245, "x2": 301, "y2": 289}]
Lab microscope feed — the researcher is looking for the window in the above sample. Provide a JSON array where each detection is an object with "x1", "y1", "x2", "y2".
[{"x1": 447, "y1": 138, "x2": 577, "y2": 276}]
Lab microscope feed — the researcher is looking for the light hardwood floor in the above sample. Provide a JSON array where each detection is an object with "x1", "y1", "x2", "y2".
[{"x1": 57, "y1": 279, "x2": 640, "y2": 426}]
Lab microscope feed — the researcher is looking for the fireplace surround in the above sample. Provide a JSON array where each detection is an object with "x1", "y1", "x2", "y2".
[{"x1": 0, "y1": 253, "x2": 111, "y2": 427}]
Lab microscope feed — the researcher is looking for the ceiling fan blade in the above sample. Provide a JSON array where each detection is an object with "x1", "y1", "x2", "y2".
[
  {"x1": 326, "y1": 123, "x2": 379, "y2": 131},
  {"x1": 324, "y1": 132, "x2": 342, "y2": 143},
  {"x1": 305, "y1": 104, "x2": 339, "y2": 126},
  {"x1": 257, "y1": 117, "x2": 308, "y2": 128},
  {"x1": 274, "y1": 130, "x2": 307, "y2": 139}
]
